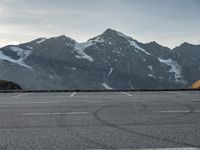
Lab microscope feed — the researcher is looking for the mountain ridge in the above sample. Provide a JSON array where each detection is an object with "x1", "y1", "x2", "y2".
[{"x1": 2, "y1": 28, "x2": 198, "y2": 50}]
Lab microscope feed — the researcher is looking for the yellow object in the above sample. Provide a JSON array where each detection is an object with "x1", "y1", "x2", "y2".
[{"x1": 191, "y1": 80, "x2": 200, "y2": 89}]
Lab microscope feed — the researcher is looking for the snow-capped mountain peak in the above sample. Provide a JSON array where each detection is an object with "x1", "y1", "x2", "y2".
[{"x1": 95, "y1": 29, "x2": 152, "y2": 55}]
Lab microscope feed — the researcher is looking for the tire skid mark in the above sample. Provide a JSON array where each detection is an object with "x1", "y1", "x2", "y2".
[
  {"x1": 55, "y1": 104, "x2": 115, "y2": 149},
  {"x1": 92, "y1": 102, "x2": 200, "y2": 147}
]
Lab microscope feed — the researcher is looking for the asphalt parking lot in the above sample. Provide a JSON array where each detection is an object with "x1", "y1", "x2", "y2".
[{"x1": 0, "y1": 91, "x2": 200, "y2": 150}]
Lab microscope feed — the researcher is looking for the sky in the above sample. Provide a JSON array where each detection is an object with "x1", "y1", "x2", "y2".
[{"x1": 0, "y1": 0, "x2": 200, "y2": 48}]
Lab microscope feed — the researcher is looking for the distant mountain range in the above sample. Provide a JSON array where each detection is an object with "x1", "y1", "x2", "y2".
[{"x1": 0, "y1": 29, "x2": 199, "y2": 90}]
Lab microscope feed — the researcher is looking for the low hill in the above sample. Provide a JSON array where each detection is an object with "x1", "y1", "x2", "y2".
[
  {"x1": 0, "y1": 80, "x2": 22, "y2": 90},
  {"x1": 191, "y1": 80, "x2": 200, "y2": 89}
]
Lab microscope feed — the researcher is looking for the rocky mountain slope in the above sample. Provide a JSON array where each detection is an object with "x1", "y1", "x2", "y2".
[{"x1": 0, "y1": 29, "x2": 199, "y2": 90}]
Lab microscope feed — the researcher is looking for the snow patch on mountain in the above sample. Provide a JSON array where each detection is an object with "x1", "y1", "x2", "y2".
[
  {"x1": 113, "y1": 49, "x2": 121, "y2": 54},
  {"x1": 129, "y1": 40, "x2": 151, "y2": 55},
  {"x1": 72, "y1": 67, "x2": 77, "y2": 71},
  {"x1": 116, "y1": 32, "x2": 132, "y2": 40},
  {"x1": 141, "y1": 56, "x2": 146, "y2": 62},
  {"x1": 148, "y1": 74, "x2": 156, "y2": 78},
  {"x1": 107, "y1": 67, "x2": 113, "y2": 78},
  {"x1": 88, "y1": 36, "x2": 105, "y2": 44},
  {"x1": 102, "y1": 82, "x2": 113, "y2": 89},
  {"x1": 74, "y1": 43, "x2": 94, "y2": 62},
  {"x1": 10, "y1": 47, "x2": 31, "y2": 59},
  {"x1": 79, "y1": 42, "x2": 93, "y2": 49},
  {"x1": 128, "y1": 81, "x2": 134, "y2": 89},
  {"x1": 36, "y1": 38, "x2": 46, "y2": 44},
  {"x1": 26, "y1": 46, "x2": 33, "y2": 50},
  {"x1": 116, "y1": 31, "x2": 151, "y2": 55},
  {"x1": 148, "y1": 65, "x2": 153, "y2": 72},
  {"x1": 0, "y1": 50, "x2": 32, "y2": 70},
  {"x1": 49, "y1": 75, "x2": 56, "y2": 80},
  {"x1": 158, "y1": 58, "x2": 183, "y2": 82}
]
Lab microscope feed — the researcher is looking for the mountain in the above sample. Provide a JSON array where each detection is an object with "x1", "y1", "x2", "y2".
[
  {"x1": 0, "y1": 29, "x2": 199, "y2": 90},
  {"x1": 173, "y1": 42, "x2": 200, "y2": 85}
]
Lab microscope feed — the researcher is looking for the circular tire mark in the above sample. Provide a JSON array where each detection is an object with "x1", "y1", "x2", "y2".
[
  {"x1": 92, "y1": 102, "x2": 200, "y2": 147},
  {"x1": 55, "y1": 105, "x2": 116, "y2": 149}
]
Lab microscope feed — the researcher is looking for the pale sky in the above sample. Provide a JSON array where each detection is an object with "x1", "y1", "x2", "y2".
[{"x1": 0, "y1": 0, "x2": 200, "y2": 48}]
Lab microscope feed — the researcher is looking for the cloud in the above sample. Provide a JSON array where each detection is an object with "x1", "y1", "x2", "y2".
[{"x1": 0, "y1": 0, "x2": 199, "y2": 47}]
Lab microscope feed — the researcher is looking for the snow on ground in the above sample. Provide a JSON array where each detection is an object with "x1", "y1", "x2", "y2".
[
  {"x1": 116, "y1": 31, "x2": 151, "y2": 55},
  {"x1": 36, "y1": 38, "x2": 46, "y2": 44},
  {"x1": 158, "y1": 58, "x2": 182, "y2": 82},
  {"x1": 74, "y1": 43, "x2": 94, "y2": 62},
  {"x1": 102, "y1": 82, "x2": 113, "y2": 89}
]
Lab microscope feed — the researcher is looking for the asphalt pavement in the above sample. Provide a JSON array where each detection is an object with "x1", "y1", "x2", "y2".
[{"x1": 0, "y1": 91, "x2": 200, "y2": 150}]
